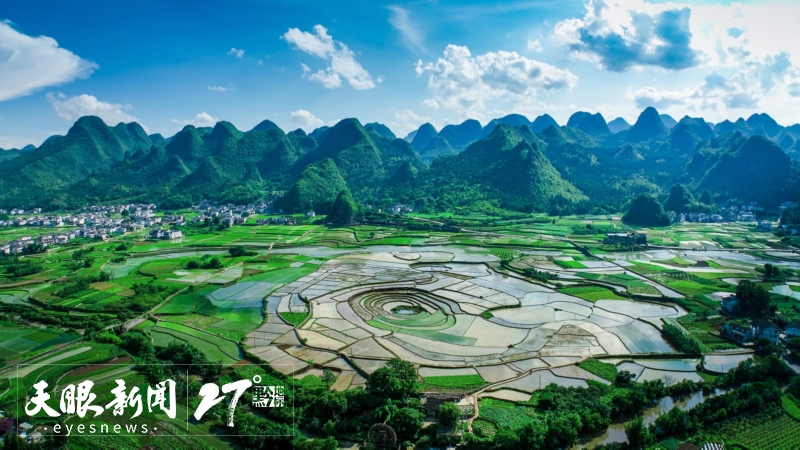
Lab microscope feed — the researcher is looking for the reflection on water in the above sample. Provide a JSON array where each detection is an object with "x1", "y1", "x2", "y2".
[
  {"x1": 575, "y1": 390, "x2": 714, "y2": 449},
  {"x1": 600, "y1": 248, "x2": 800, "y2": 269}
]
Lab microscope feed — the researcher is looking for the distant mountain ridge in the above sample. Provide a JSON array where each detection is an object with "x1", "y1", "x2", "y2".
[{"x1": 2, "y1": 107, "x2": 799, "y2": 214}]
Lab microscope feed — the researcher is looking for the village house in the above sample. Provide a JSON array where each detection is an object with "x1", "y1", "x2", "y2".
[
  {"x1": 721, "y1": 295, "x2": 739, "y2": 314},
  {"x1": 758, "y1": 220, "x2": 772, "y2": 230},
  {"x1": 149, "y1": 228, "x2": 184, "y2": 240},
  {"x1": 752, "y1": 319, "x2": 781, "y2": 344},
  {"x1": 14, "y1": 422, "x2": 34, "y2": 438},
  {"x1": 421, "y1": 393, "x2": 467, "y2": 418},
  {"x1": 785, "y1": 320, "x2": 800, "y2": 339},
  {"x1": 723, "y1": 323, "x2": 752, "y2": 342}
]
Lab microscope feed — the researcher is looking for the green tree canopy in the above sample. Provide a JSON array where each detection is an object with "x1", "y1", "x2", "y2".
[
  {"x1": 437, "y1": 402, "x2": 462, "y2": 427},
  {"x1": 622, "y1": 194, "x2": 671, "y2": 227},
  {"x1": 327, "y1": 189, "x2": 358, "y2": 225},
  {"x1": 663, "y1": 184, "x2": 695, "y2": 212},
  {"x1": 736, "y1": 280, "x2": 771, "y2": 317}
]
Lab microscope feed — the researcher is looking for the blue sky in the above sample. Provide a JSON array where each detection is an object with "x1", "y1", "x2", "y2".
[{"x1": 1, "y1": 0, "x2": 799, "y2": 148}]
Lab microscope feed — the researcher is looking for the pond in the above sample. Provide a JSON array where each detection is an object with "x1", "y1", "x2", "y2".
[
  {"x1": 392, "y1": 305, "x2": 424, "y2": 315},
  {"x1": 575, "y1": 390, "x2": 718, "y2": 448}
]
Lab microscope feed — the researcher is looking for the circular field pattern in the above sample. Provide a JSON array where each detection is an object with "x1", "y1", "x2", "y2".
[{"x1": 245, "y1": 251, "x2": 686, "y2": 379}]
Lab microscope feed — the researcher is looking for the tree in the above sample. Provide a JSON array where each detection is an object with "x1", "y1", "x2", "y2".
[
  {"x1": 229, "y1": 246, "x2": 247, "y2": 257},
  {"x1": 764, "y1": 263, "x2": 781, "y2": 280},
  {"x1": 386, "y1": 358, "x2": 418, "y2": 399},
  {"x1": 518, "y1": 420, "x2": 547, "y2": 449},
  {"x1": 294, "y1": 436, "x2": 338, "y2": 450},
  {"x1": 546, "y1": 415, "x2": 579, "y2": 448},
  {"x1": 622, "y1": 195, "x2": 671, "y2": 227},
  {"x1": 121, "y1": 331, "x2": 154, "y2": 357},
  {"x1": 699, "y1": 190, "x2": 714, "y2": 205},
  {"x1": 366, "y1": 359, "x2": 418, "y2": 401},
  {"x1": 23, "y1": 243, "x2": 46, "y2": 254},
  {"x1": 327, "y1": 189, "x2": 358, "y2": 225},
  {"x1": 388, "y1": 407, "x2": 423, "y2": 442},
  {"x1": 663, "y1": 184, "x2": 695, "y2": 212},
  {"x1": 736, "y1": 280, "x2": 771, "y2": 317},
  {"x1": 493, "y1": 428, "x2": 521, "y2": 449},
  {"x1": 202, "y1": 257, "x2": 223, "y2": 269},
  {"x1": 321, "y1": 368, "x2": 336, "y2": 387},
  {"x1": 615, "y1": 370, "x2": 636, "y2": 386},
  {"x1": 437, "y1": 402, "x2": 462, "y2": 427},
  {"x1": 787, "y1": 337, "x2": 800, "y2": 356},
  {"x1": 310, "y1": 390, "x2": 347, "y2": 422},
  {"x1": 625, "y1": 416, "x2": 655, "y2": 449}
]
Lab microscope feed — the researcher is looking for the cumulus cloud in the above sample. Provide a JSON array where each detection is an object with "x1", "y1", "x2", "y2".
[
  {"x1": 630, "y1": 67, "x2": 774, "y2": 112},
  {"x1": 0, "y1": 21, "x2": 97, "y2": 102},
  {"x1": 526, "y1": 39, "x2": 543, "y2": 53},
  {"x1": 421, "y1": 99, "x2": 439, "y2": 110},
  {"x1": 629, "y1": 86, "x2": 692, "y2": 109},
  {"x1": 388, "y1": 6, "x2": 425, "y2": 52},
  {"x1": 586, "y1": 1, "x2": 800, "y2": 120},
  {"x1": 47, "y1": 93, "x2": 141, "y2": 127},
  {"x1": 228, "y1": 48, "x2": 244, "y2": 58},
  {"x1": 390, "y1": 109, "x2": 431, "y2": 137},
  {"x1": 415, "y1": 44, "x2": 577, "y2": 116},
  {"x1": 554, "y1": 0, "x2": 701, "y2": 72},
  {"x1": 289, "y1": 109, "x2": 324, "y2": 131},
  {"x1": 172, "y1": 112, "x2": 219, "y2": 128},
  {"x1": 282, "y1": 25, "x2": 375, "y2": 90}
]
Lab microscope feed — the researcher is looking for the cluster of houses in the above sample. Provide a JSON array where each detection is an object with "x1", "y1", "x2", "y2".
[
  {"x1": 720, "y1": 294, "x2": 797, "y2": 344},
  {"x1": 255, "y1": 216, "x2": 299, "y2": 225},
  {"x1": 0, "y1": 418, "x2": 42, "y2": 444},
  {"x1": 1, "y1": 208, "x2": 42, "y2": 215},
  {"x1": 0, "y1": 204, "x2": 191, "y2": 255},
  {"x1": 193, "y1": 198, "x2": 281, "y2": 227},
  {"x1": 670, "y1": 202, "x2": 764, "y2": 224}
]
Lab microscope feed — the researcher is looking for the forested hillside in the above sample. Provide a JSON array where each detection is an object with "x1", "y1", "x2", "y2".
[{"x1": 2, "y1": 107, "x2": 799, "y2": 215}]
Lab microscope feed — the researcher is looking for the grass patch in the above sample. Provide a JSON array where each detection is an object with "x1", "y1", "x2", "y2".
[
  {"x1": 553, "y1": 260, "x2": 587, "y2": 269},
  {"x1": 783, "y1": 395, "x2": 800, "y2": 421},
  {"x1": 557, "y1": 285, "x2": 627, "y2": 302},
  {"x1": 280, "y1": 312, "x2": 309, "y2": 326},
  {"x1": 419, "y1": 374, "x2": 487, "y2": 391},
  {"x1": 153, "y1": 322, "x2": 241, "y2": 363},
  {"x1": 578, "y1": 358, "x2": 618, "y2": 381}
]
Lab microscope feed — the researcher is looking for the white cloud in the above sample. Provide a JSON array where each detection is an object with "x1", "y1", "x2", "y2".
[
  {"x1": 228, "y1": 48, "x2": 244, "y2": 59},
  {"x1": 0, "y1": 21, "x2": 97, "y2": 102},
  {"x1": 550, "y1": 1, "x2": 800, "y2": 122},
  {"x1": 526, "y1": 39, "x2": 542, "y2": 53},
  {"x1": 47, "y1": 93, "x2": 143, "y2": 129},
  {"x1": 415, "y1": 44, "x2": 578, "y2": 117},
  {"x1": 308, "y1": 69, "x2": 342, "y2": 89},
  {"x1": 629, "y1": 47, "x2": 800, "y2": 118},
  {"x1": 421, "y1": 99, "x2": 439, "y2": 110},
  {"x1": 388, "y1": 6, "x2": 426, "y2": 53},
  {"x1": 208, "y1": 86, "x2": 230, "y2": 92},
  {"x1": 554, "y1": 0, "x2": 701, "y2": 72},
  {"x1": 289, "y1": 109, "x2": 324, "y2": 131},
  {"x1": 390, "y1": 109, "x2": 431, "y2": 136},
  {"x1": 282, "y1": 25, "x2": 375, "y2": 90},
  {"x1": 172, "y1": 112, "x2": 219, "y2": 128}
]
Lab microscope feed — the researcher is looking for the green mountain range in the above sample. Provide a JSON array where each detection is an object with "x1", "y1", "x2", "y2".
[{"x1": 2, "y1": 107, "x2": 799, "y2": 215}]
